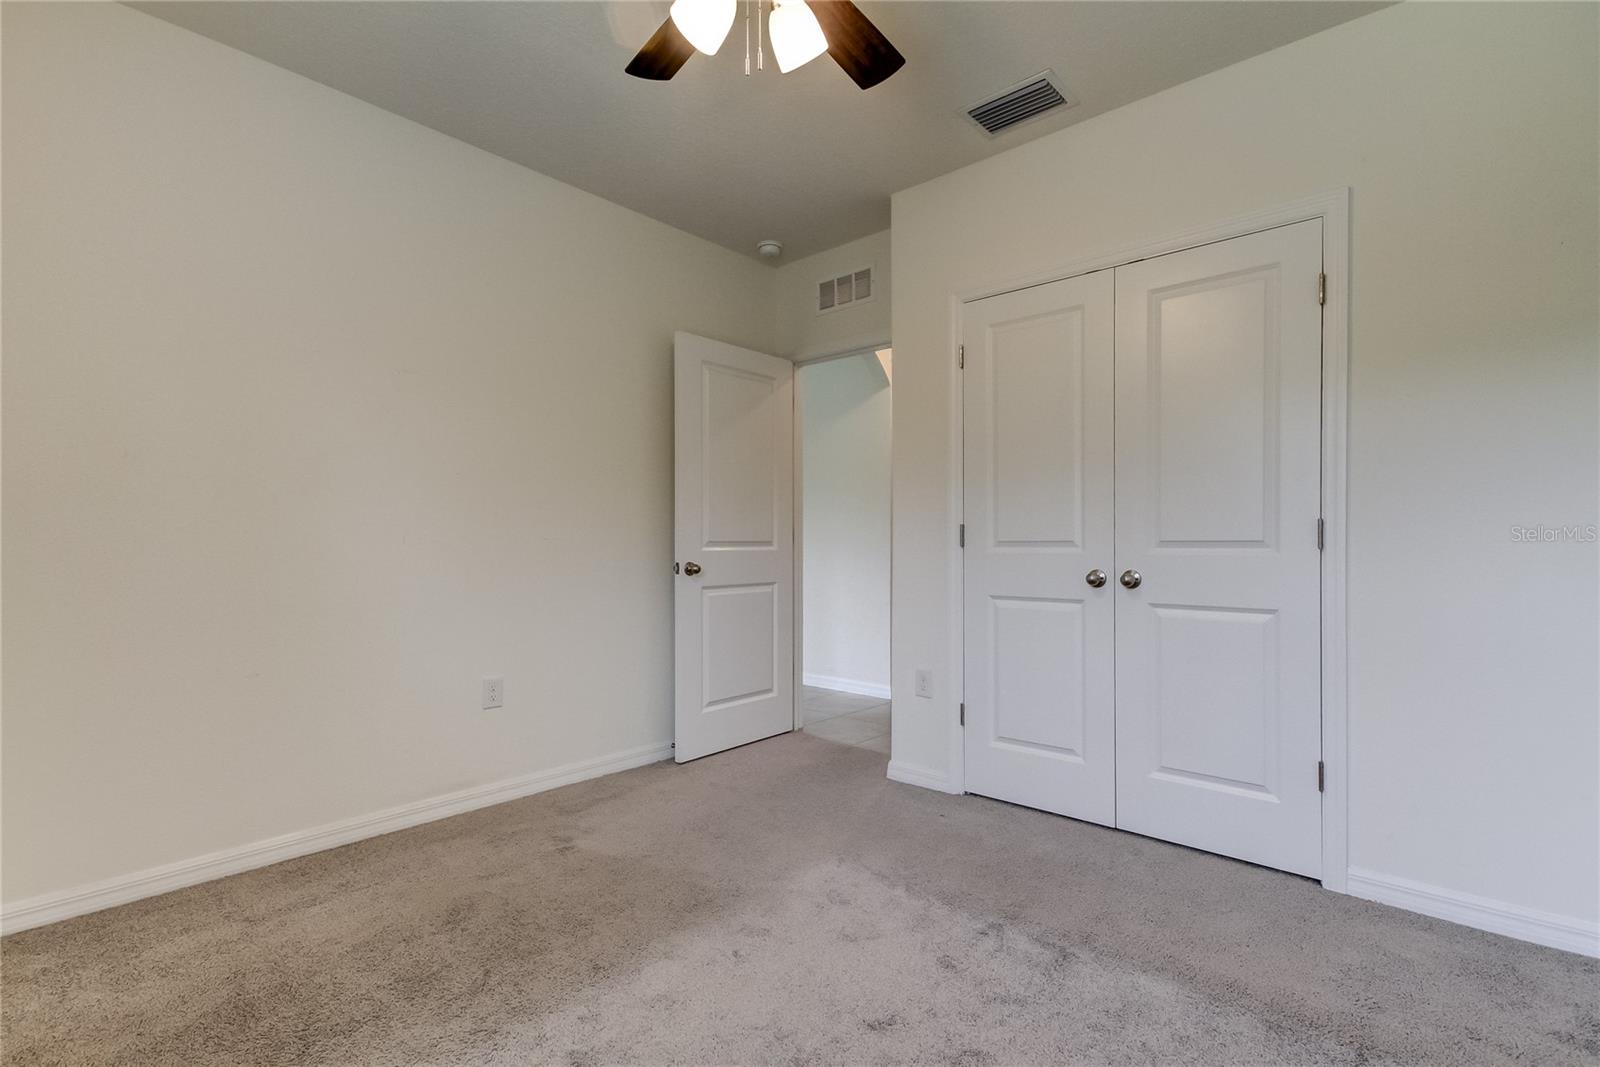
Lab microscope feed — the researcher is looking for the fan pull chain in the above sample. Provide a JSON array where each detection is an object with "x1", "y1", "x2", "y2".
[
  {"x1": 756, "y1": 1, "x2": 765, "y2": 72},
  {"x1": 744, "y1": 0, "x2": 751, "y2": 76}
]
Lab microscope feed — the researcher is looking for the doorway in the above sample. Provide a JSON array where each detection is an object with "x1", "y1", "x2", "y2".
[
  {"x1": 797, "y1": 348, "x2": 892, "y2": 755},
  {"x1": 961, "y1": 219, "x2": 1326, "y2": 878}
]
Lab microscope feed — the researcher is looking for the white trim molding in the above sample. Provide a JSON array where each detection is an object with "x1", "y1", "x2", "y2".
[
  {"x1": 1313, "y1": 191, "x2": 1352, "y2": 894},
  {"x1": 0, "y1": 742, "x2": 672, "y2": 936},
  {"x1": 1347, "y1": 868, "x2": 1600, "y2": 958},
  {"x1": 789, "y1": 334, "x2": 892, "y2": 367},
  {"x1": 887, "y1": 760, "x2": 962, "y2": 794},
  {"x1": 803, "y1": 673, "x2": 891, "y2": 700}
]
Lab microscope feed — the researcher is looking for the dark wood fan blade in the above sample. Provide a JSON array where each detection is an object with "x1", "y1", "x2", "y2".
[
  {"x1": 810, "y1": 1, "x2": 904, "y2": 90},
  {"x1": 625, "y1": 17, "x2": 695, "y2": 81}
]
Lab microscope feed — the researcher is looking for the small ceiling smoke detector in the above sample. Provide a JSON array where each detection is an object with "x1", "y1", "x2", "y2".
[{"x1": 757, "y1": 240, "x2": 784, "y2": 259}]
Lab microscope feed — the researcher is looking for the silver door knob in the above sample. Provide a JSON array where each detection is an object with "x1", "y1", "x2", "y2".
[
  {"x1": 1085, "y1": 569, "x2": 1107, "y2": 588},
  {"x1": 1119, "y1": 569, "x2": 1141, "y2": 589},
  {"x1": 683, "y1": 561, "x2": 702, "y2": 576}
]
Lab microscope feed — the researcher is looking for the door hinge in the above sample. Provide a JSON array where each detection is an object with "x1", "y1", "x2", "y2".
[
  {"x1": 959, "y1": 523, "x2": 966, "y2": 548},
  {"x1": 1316, "y1": 518, "x2": 1325, "y2": 551},
  {"x1": 1317, "y1": 272, "x2": 1327, "y2": 307},
  {"x1": 1317, "y1": 760, "x2": 1325, "y2": 792},
  {"x1": 959, "y1": 702, "x2": 966, "y2": 726},
  {"x1": 958, "y1": 344, "x2": 965, "y2": 369}
]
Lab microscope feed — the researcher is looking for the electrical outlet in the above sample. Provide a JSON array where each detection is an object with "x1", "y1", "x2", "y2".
[
  {"x1": 915, "y1": 669, "x2": 933, "y2": 698},
  {"x1": 482, "y1": 676, "x2": 504, "y2": 710}
]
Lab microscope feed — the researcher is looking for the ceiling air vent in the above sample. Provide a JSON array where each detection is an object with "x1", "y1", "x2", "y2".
[
  {"x1": 967, "y1": 71, "x2": 1071, "y2": 136},
  {"x1": 818, "y1": 266, "x2": 874, "y2": 315}
]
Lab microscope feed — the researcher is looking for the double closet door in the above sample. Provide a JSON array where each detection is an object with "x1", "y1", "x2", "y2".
[{"x1": 962, "y1": 220, "x2": 1324, "y2": 878}]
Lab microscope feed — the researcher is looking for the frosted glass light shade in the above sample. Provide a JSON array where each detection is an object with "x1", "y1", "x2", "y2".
[
  {"x1": 670, "y1": 0, "x2": 736, "y2": 56},
  {"x1": 769, "y1": 0, "x2": 828, "y2": 74}
]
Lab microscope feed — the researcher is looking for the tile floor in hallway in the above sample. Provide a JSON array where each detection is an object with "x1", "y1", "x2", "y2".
[{"x1": 801, "y1": 685, "x2": 890, "y2": 754}]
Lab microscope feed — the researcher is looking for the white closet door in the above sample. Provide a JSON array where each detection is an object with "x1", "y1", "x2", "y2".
[
  {"x1": 674, "y1": 332, "x2": 794, "y2": 763},
  {"x1": 963, "y1": 271, "x2": 1116, "y2": 825},
  {"x1": 1113, "y1": 220, "x2": 1324, "y2": 877}
]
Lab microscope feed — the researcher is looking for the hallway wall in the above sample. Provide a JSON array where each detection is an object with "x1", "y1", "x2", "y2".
[{"x1": 801, "y1": 355, "x2": 892, "y2": 697}]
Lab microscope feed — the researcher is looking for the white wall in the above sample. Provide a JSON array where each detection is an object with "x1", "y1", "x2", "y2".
[
  {"x1": 801, "y1": 355, "x2": 891, "y2": 696},
  {"x1": 1, "y1": 3, "x2": 774, "y2": 910},
  {"x1": 890, "y1": 1, "x2": 1599, "y2": 935},
  {"x1": 774, "y1": 230, "x2": 891, "y2": 360}
]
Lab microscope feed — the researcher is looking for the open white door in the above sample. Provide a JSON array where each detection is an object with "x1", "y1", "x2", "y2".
[{"x1": 674, "y1": 332, "x2": 794, "y2": 763}]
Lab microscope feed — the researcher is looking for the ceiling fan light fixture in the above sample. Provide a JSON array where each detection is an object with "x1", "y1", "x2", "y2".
[
  {"x1": 669, "y1": 0, "x2": 736, "y2": 56},
  {"x1": 768, "y1": 0, "x2": 828, "y2": 74}
]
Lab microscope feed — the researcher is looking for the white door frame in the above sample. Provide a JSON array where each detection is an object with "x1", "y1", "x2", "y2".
[
  {"x1": 945, "y1": 189, "x2": 1350, "y2": 892},
  {"x1": 791, "y1": 340, "x2": 893, "y2": 728}
]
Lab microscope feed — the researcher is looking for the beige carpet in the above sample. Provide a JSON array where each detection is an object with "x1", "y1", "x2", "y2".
[{"x1": 3, "y1": 734, "x2": 1596, "y2": 1065}]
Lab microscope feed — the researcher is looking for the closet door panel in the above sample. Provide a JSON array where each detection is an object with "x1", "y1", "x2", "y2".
[
  {"x1": 1113, "y1": 220, "x2": 1324, "y2": 878},
  {"x1": 962, "y1": 271, "x2": 1116, "y2": 825}
]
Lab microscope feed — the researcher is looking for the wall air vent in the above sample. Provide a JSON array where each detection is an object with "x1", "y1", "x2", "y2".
[
  {"x1": 817, "y1": 266, "x2": 874, "y2": 315},
  {"x1": 967, "y1": 71, "x2": 1072, "y2": 136}
]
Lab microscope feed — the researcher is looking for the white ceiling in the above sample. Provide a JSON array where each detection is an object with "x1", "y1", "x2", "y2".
[{"x1": 133, "y1": 1, "x2": 1385, "y2": 261}]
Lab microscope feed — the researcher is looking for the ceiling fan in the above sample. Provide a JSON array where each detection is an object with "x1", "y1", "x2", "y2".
[{"x1": 626, "y1": 0, "x2": 905, "y2": 90}]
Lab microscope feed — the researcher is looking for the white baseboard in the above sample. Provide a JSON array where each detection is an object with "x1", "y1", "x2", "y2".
[
  {"x1": 1346, "y1": 867, "x2": 1599, "y2": 958},
  {"x1": 887, "y1": 760, "x2": 961, "y2": 795},
  {"x1": 0, "y1": 741, "x2": 672, "y2": 936},
  {"x1": 803, "y1": 673, "x2": 891, "y2": 700}
]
